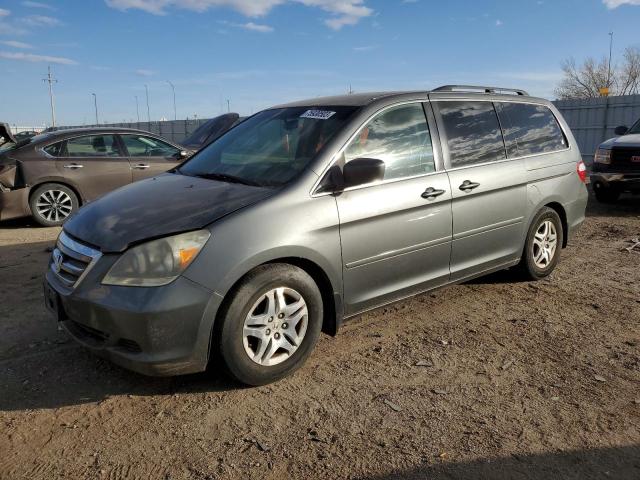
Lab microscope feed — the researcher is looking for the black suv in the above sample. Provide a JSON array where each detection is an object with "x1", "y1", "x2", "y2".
[{"x1": 591, "y1": 119, "x2": 640, "y2": 202}]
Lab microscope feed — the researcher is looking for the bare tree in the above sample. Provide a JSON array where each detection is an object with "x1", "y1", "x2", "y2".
[{"x1": 555, "y1": 47, "x2": 640, "y2": 99}]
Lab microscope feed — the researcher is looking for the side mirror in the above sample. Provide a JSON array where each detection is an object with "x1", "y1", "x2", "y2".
[
  {"x1": 614, "y1": 125, "x2": 629, "y2": 136},
  {"x1": 343, "y1": 158, "x2": 385, "y2": 188}
]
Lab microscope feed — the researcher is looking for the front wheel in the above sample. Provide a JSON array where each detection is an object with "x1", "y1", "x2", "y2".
[
  {"x1": 29, "y1": 183, "x2": 79, "y2": 227},
  {"x1": 215, "y1": 264, "x2": 323, "y2": 386},
  {"x1": 518, "y1": 207, "x2": 564, "y2": 281}
]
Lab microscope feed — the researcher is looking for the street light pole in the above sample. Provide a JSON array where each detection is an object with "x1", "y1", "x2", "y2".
[
  {"x1": 144, "y1": 84, "x2": 151, "y2": 122},
  {"x1": 92, "y1": 93, "x2": 99, "y2": 125},
  {"x1": 135, "y1": 95, "x2": 140, "y2": 122},
  {"x1": 166, "y1": 80, "x2": 176, "y2": 120},
  {"x1": 607, "y1": 31, "x2": 614, "y2": 89},
  {"x1": 42, "y1": 65, "x2": 57, "y2": 127}
]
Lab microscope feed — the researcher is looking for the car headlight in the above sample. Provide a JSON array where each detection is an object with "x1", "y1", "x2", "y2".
[
  {"x1": 102, "y1": 230, "x2": 210, "y2": 287},
  {"x1": 594, "y1": 148, "x2": 611, "y2": 164}
]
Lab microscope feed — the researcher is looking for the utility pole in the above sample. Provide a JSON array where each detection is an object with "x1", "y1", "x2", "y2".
[
  {"x1": 135, "y1": 95, "x2": 140, "y2": 122},
  {"x1": 92, "y1": 93, "x2": 99, "y2": 125},
  {"x1": 42, "y1": 65, "x2": 57, "y2": 127},
  {"x1": 166, "y1": 80, "x2": 177, "y2": 120},
  {"x1": 144, "y1": 84, "x2": 151, "y2": 122},
  {"x1": 226, "y1": 99, "x2": 230, "y2": 113},
  {"x1": 607, "y1": 31, "x2": 614, "y2": 89}
]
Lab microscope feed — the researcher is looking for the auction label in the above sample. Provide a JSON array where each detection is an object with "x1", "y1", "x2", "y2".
[{"x1": 300, "y1": 110, "x2": 336, "y2": 120}]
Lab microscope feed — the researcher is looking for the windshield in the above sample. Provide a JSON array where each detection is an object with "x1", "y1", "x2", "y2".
[
  {"x1": 183, "y1": 113, "x2": 240, "y2": 147},
  {"x1": 179, "y1": 106, "x2": 359, "y2": 187},
  {"x1": 628, "y1": 118, "x2": 640, "y2": 135}
]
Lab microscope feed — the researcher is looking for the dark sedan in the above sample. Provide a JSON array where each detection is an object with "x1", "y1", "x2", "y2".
[{"x1": 0, "y1": 125, "x2": 191, "y2": 226}]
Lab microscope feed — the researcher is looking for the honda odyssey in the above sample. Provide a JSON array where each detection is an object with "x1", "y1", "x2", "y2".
[{"x1": 44, "y1": 86, "x2": 588, "y2": 385}]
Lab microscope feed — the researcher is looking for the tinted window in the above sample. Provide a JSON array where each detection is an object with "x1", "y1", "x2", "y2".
[
  {"x1": 179, "y1": 106, "x2": 358, "y2": 187},
  {"x1": 122, "y1": 135, "x2": 179, "y2": 157},
  {"x1": 43, "y1": 141, "x2": 64, "y2": 157},
  {"x1": 436, "y1": 101, "x2": 506, "y2": 167},
  {"x1": 66, "y1": 135, "x2": 122, "y2": 157},
  {"x1": 344, "y1": 103, "x2": 435, "y2": 181},
  {"x1": 497, "y1": 103, "x2": 566, "y2": 157}
]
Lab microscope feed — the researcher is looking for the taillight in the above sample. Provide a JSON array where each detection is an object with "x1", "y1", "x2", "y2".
[{"x1": 576, "y1": 160, "x2": 587, "y2": 183}]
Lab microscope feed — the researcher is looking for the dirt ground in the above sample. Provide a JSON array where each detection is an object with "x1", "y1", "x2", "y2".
[{"x1": 0, "y1": 191, "x2": 639, "y2": 480}]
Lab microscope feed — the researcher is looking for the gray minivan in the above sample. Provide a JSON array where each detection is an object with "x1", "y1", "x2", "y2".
[{"x1": 44, "y1": 86, "x2": 588, "y2": 385}]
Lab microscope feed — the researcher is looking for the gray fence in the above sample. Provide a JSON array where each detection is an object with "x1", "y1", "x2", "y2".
[
  {"x1": 57, "y1": 119, "x2": 210, "y2": 144},
  {"x1": 553, "y1": 94, "x2": 640, "y2": 164}
]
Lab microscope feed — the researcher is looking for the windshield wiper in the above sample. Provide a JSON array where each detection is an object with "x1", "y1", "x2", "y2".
[{"x1": 190, "y1": 172, "x2": 263, "y2": 187}]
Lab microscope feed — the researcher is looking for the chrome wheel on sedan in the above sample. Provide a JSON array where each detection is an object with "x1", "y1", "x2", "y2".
[
  {"x1": 36, "y1": 189, "x2": 73, "y2": 223},
  {"x1": 242, "y1": 287, "x2": 309, "y2": 366},
  {"x1": 29, "y1": 183, "x2": 79, "y2": 227},
  {"x1": 532, "y1": 219, "x2": 558, "y2": 269}
]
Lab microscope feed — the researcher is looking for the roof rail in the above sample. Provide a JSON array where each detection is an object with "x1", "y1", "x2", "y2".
[{"x1": 432, "y1": 85, "x2": 529, "y2": 96}]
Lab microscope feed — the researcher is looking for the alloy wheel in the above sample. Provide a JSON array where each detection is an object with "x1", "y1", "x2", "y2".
[
  {"x1": 35, "y1": 190, "x2": 73, "y2": 223},
  {"x1": 242, "y1": 287, "x2": 309, "y2": 367},
  {"x1": 532, "y1": 220, "x2": 558, "y2": 269}
]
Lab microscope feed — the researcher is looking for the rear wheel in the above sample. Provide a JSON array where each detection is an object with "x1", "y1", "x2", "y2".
[
  {"x1": 29, "y1": 183, "x2": 79, "y2": 227},
  {"x1": 215, "y1": 264, "x2": 323, "y2": 386},
  {"x1": 519, "y1": 207, "x2": 564, "y2": 281},
  {"x1": 593, "y1": 184, "x2": 621, "y2": 203}
]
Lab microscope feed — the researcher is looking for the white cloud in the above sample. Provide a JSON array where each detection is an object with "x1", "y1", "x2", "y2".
[
  {"x1": 234, "y1": 21, "x2": 274, "y2": 32},
  {"x1": 135, "y1": 68, "x2": 156, "y2": 76},
  {"x1": 22, "y1": 14, "x2": 62, "y2": 26},
  {"x1": 0, "y1": 9, "x2": 29, "y2": 35},
  {"x1": 603, "y1": 0, "x2": 640, "y2": 7},
  {"x1": 0, "y1": 8, "x2": 10, "y2": 17},
  {"x1": 1, "y1": 40, "x2": 33, "y2": 48},
  {"x1": 0, "y1": 51, "x2": 77, "y2": 65},
  {"x1": 353, "y1": 44, "x2": 376, "y2": 51},
  {"x1": 495, "y1": 19, "x2": 503, "y2": 26},
  {"x1": 104, "y1": 0, "x2": 372, "y2": 29},
  {"x1": 22, "y1": 1, "x2": 56, "y2": 10}
]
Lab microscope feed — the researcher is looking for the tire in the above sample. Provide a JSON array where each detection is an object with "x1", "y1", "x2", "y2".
[
  {"x1": 518, "y1": 207, "x2": 564, "y2": 281},
  {"x1": 593, "y1": 184, "x2": 621, "y2": 203},
  {"x1": 215, "y1": 263, "x2": 323, "y2": 386},
  {"x1": 29, "y1": 183, "x2": 79, "y2": 227}
]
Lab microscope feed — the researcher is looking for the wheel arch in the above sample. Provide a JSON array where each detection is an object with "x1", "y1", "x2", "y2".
[
  {"x1": 543, "y1": 201, "x2": 568, "y2": 248},
  {"x1": 28, "y1": 180, "x2": 84, "y2": 208},
  {"x1": 213, "y1": 256, "x2": 342, "y2": 339}
]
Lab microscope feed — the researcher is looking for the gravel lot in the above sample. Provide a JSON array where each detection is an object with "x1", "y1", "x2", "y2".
[{"x1": 1, "y1": 191, "x2": 639, "y2": 480}]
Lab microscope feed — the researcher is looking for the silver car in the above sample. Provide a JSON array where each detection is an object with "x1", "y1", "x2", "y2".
[{"x1": 44, "y1": 86, "x2": 588, "y2": 385}]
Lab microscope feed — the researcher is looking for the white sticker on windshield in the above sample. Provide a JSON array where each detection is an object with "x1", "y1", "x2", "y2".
[{"x1": 300, "y1": 109, "x2": 336, "y2": 120}]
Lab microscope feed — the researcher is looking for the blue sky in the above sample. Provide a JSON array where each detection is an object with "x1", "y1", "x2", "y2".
[{"x1": 0, "y1": 0, "x2": 639, "y2": 126}]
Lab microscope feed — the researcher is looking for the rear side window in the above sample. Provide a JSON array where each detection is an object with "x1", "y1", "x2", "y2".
[
  {"x1": 496, "y1": 103, "x2": 567, "y2": 157},
  {"x1": 435, "y1": 101, "x2": 506, "y2": 168},
  {"x1": 122, "y1": 135, "x2": 180, "y2": 157},
  {"x1": 343, "y1": 103, "x2": 435, "y2": 181},
  {"x1": 43, "y1": 141, "x2": 64, "y2": 157},
  {"x1": 66, "y1": 135, "x2": 122, "y2": 157}
]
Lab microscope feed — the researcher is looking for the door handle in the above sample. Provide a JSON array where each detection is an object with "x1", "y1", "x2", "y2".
[
  {"x1": 459, "y1": 180, "x2": 480, "y2": 192},
  {"x1": 63, "y1": 164, "x2": 83, "y2": 169},
  {"x1": 131, "y1": 164, "x2": 150, "y2": 170},
  {"x1": 421, "y1": 187, "x2": 446, "y2": 199}
]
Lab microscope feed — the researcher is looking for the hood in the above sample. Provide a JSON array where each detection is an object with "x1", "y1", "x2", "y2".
[
  {"x1": 600, "y1": 133, "x2": 640, "y2": 149},
  {"x1": 63, "y1": 173, "x2": 275, "y2": 253},
  {"x1": 0, "y1": 122, "x2": 16, "y2": 146}
]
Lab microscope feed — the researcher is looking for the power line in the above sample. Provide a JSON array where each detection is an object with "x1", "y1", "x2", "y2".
[{"x1": 42, "y1": 65, "x2": 57, "y2": 127}]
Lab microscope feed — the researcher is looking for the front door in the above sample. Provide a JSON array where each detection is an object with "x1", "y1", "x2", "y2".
[
  {"x1": 120, "y1": 134, "x2": 182, "y2": 181},
  {"x1": 334, "y1": 102, "x2": 453, "y2": 314},
  {"x1": 60, "y1": 134, "x2": 132, "y2": 202},
  {"x1": 432, "y1": 99, "x2": 527, "y2": 281}
]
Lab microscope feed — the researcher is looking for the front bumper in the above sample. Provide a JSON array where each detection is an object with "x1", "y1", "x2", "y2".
[
  {"x1": 45, "y1": 257, "x2": 223, "y2": 376},
  {"x1": 590, "y1": 172, "x2": 640, "y2": 191}
]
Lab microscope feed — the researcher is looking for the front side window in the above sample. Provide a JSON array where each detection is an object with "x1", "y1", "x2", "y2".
[
  {"x1": 180, "y1": 106, "x2": 358, "y2": 187},
  {"x1": 122, "y1": 135, "x2": 180, "y2": 157},
  {"x1": 497, "y1": 103, "x2": 566, "y2": 157},
  {"x1": 343, "y1": 103, "x2": 435, "y2": 181},
  {"x1": 65, "y1": 135, "x2": 122, "y2": 157},
  {"x1": 436, "y1": 101, "x2": 506, "y2": 168}
]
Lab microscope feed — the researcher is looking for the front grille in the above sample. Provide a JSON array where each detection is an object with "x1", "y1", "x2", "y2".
[
  {"x1": 611, "y1": 147, "x2": 640, "y2": 172},
  {"x1": 50, "y1": 231, "x2": 101, "y2": 289}
]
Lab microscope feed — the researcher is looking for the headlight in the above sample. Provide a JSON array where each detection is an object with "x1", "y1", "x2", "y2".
[
  {"x1": 103, "y1": 230, "x2": 210, "y2": 287},
  {"x1": 594, "y1": 148, "x2": 611, "y2": 164}
]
